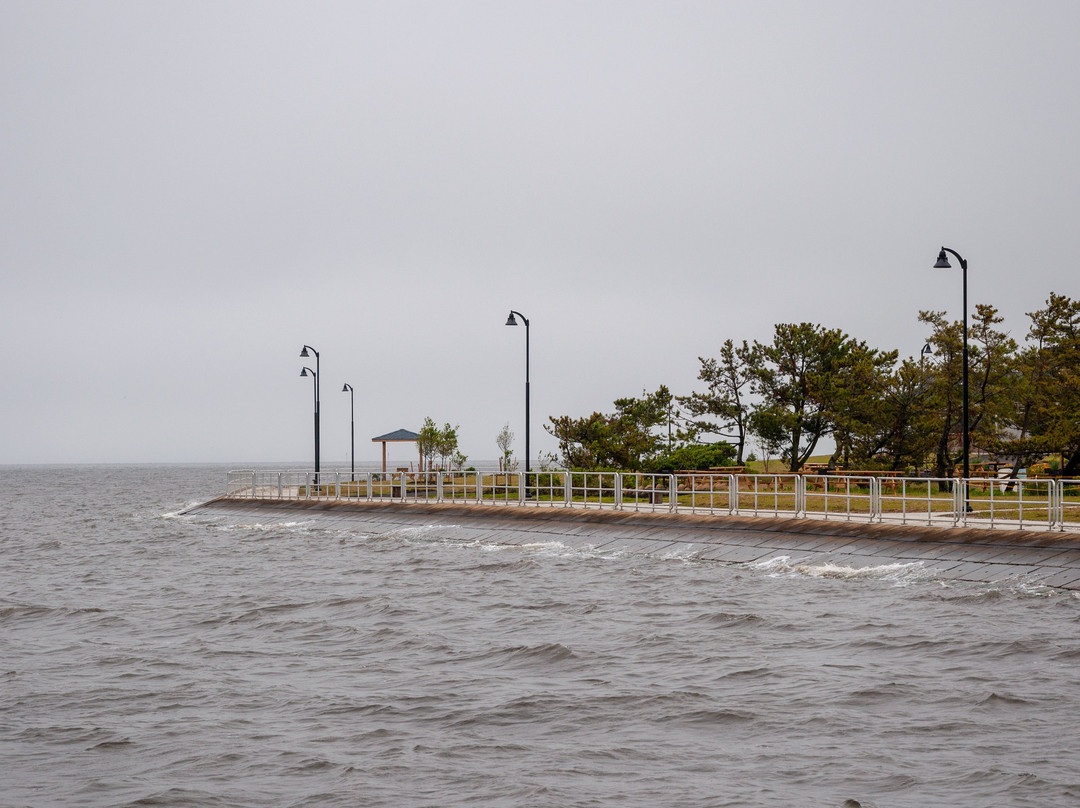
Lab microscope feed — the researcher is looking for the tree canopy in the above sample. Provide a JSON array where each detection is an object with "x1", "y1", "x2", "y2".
[
  {"x1": 417, "y1": 417, "x2": 465, "y2": 470},
  {"x1": 545, "y1": 386, "x2": 674, "y2": 470},
  {"x1": 544, "y1": 293, "x2": 1080, "y2": 475}
]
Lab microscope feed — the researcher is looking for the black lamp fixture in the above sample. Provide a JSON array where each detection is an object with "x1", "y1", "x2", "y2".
[
  {"x1": 932, "y1": 248, "x2": 970, "y2": 482},
  {"x1": 505, "y1": 310, "x2": 531, "y2": 495},
  {"x1": 342, "y1": 382, "x2": 355, "y2": 481},
  {"x1": 300, "y1": 345, "x2": 320, "y2": 485}
]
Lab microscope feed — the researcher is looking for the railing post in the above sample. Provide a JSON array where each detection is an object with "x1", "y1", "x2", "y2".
[{"x1": 226, "y1": 467, "x2": 1080, "y2": 534}]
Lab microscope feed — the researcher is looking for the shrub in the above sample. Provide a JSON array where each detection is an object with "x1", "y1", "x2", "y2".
[{"x1": 645, "y1": 442, "x2": 736, "y2": 473}]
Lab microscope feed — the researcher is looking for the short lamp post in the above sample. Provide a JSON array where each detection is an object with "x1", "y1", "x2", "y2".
[
  {"x1": 342, "y1": 382, "x2": 355, "y2": 481},
  {"x1": 505, "y1": 310, "x2": 530, "y2": 496},
  {"x1": 933, "y1": 247, "x2": 970, "y2": 482},
  {"x1": 300, "y1": 345, "x2": 320, "y2": 486}
]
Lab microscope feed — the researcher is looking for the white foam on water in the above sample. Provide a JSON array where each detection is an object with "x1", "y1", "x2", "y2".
[
  {"x1": 796, "y1": 560, "x2": 926, "y2": 581},
  {"x1": 223, "y1": 520, "x2": 318, "y2": 532},
  {"x1": 380, "y1": 524, "x2": 461, "y2": 544},
  {"x1": 516, "y1": 540, "x2": 568, "y2": 550},
  {"x1": 752, "y1": 554, "x2": 794, "y2": 571},
  {"x1": 162, "y1": 501, "x2": 210, "y2": 519},
  {"x1": 980, "y1": 577, "x2": 1080, "y2": 599},
  {"x1": 472, "y1": 537, "x2": 601, "y2": 559},
  {"x1": 752, "y1": 555, "x2": 927, "y2": 583}
]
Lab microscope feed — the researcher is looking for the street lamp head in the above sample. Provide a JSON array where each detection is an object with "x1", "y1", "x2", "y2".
[
  {"x1": 342, "y1": 383, "x2": 352, "y2": 393},
  {"x1": 300, "y1": 367, "x2": 314, "y2": 378},
  {"x1": 505, "y1": 312, "x2": 518, "y2": 327},
  {"x1": 921, "y1": 343, "x2": 934, "y2": 357},
  {"x1": 934, "y1": 248, "x2": 952, "y2": 269},
  {"x1": 300, "y1": 346, "x2": 310, "y2": 357}
]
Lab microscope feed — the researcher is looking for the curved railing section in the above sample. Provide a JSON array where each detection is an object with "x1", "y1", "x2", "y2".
[{"x1": 224, "y1": 470, "x2": 1080, "y2": 532}]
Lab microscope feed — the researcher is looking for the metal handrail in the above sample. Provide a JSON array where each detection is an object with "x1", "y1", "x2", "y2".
[{"x1": 222, "y1": 470, "x2": 1080, "y2": 533}]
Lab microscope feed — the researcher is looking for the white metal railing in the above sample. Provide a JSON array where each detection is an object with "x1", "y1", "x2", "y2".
[
  {"x1": 800, "y1": 474, "x2": 877, "y2": 521},
  {"x1": 222, "y1": 470, "x2": 1080, "y2": 532},
  {"x1": 732, "y1": 473, "x2": 802, "y2": 518},
  {"x1": 674, "y1": 472, "x2": 733, "y2": 515},
  {"x1": 876, "y1": 477, "x2": 963, "y2": 526},
  {"x1": 568, "y1": 472, "x2": 619, "y2": 509},
  {"x1": 1059, "y1": 479, "x2": 1080, "y2": 527}
]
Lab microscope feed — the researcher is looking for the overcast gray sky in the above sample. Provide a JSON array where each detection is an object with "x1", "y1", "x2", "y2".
[{"x1": 3, "y1": 0, "x2": 1078, "y2": 466}]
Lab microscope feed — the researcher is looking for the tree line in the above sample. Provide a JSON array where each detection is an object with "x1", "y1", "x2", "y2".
[{"x1": 545, "y1": 294, "x2": 1080, "y2": 477}]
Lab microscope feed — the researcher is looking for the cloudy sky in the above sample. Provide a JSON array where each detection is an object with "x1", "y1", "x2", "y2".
[{"x1": 3, "y1": 1, "x2": 1078, "y2": 466}]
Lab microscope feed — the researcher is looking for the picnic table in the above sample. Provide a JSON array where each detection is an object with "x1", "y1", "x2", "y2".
[{"x1": 835, "y1": 470, "x2": 905, "y2": 492}]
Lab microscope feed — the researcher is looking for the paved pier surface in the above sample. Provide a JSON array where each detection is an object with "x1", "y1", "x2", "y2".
[{"x1": 186, "y1": 498, "x2": 1080, "y2": 591}]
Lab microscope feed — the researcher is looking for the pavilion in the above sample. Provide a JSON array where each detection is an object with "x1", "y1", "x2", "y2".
[{"x1": 371, "y1": 428, "x2": 421, "y2": 473}]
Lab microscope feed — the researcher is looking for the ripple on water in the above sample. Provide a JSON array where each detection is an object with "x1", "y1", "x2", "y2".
[{"x1": 3, "y1": 464, "x2": 1080, "y2": 808}]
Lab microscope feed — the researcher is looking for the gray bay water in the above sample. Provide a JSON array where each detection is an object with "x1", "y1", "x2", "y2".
[{"x1": 2, "y1": 464, "x2": 1079, "y2": 808}]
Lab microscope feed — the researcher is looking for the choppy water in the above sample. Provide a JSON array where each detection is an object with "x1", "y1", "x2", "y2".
[{"x1": 2, "y1": 464, "x2": 1079, "y2": 808}]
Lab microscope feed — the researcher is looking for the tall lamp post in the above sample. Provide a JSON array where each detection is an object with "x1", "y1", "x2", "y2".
[
  {"x1": 342, "y1": 382, "x2": 355, "y2": 481},
  {"x1": 300, "y1": 345, "x2": 320, "y2": 485},
  {"x1": 505, "y1": 310, "x2": 530, "y2": 494},
  {"x1": 933, "y1": 247, "x2": 970, "y2": 481}
]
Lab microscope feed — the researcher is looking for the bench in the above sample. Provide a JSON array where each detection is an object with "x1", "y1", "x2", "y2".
[{"x1": 836, "y1": 470, "x2": 904, "y2": 492}]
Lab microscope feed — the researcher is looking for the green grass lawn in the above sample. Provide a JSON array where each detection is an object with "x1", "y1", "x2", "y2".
[{"x1": 294, "y1": 468, "x2": 1080, "y2": 524}]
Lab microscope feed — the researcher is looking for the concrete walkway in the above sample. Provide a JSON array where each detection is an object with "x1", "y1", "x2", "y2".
[{"x1": 186, "y1": 497, "x2": 1080, "y2": 591}]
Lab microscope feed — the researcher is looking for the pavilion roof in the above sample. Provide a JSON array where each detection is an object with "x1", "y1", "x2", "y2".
[{"x1": 371, "y1": 428, "x2": 420, "y2": 442}]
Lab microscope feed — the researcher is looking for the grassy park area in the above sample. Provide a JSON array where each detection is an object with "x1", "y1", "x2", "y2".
[{"x1": 289, "y1": 468, "x2": 1080, "y2": 527}]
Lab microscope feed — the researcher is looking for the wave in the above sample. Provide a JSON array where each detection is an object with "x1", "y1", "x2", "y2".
[
  {"x1": 752, "y1": 555, "x2": 928, "y2": 583},
  {"x1": 217, "y1": 520, "x2": 318, "y2": 533},
  {"x1": 452, "y1": 642, "x2": 580, "y2": 670},
  {"x1": 0, "y1": 602, "x2": 111, "y2": 624},
  {"x1": 916, "y1": 579, "x2": 1080, "y2": 601},
  {"x1": 161, "y1": 501, "x2": 207, "y2": 519},
  {"x1": 977, "y1": 691, "x2": 1036, "y2": 707},
  {"x1": 502, "y1": 642, "x2": 578, "y2": 663},
  {"x1": 466, "y1": 558, "x2": 541, "y2": 573},
  {"x1": 654, "y1": 706, "x2": 758, "y2": 726},
  {"x1": 690, "y1": 611, "x2": 765, "y2": 628}
]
